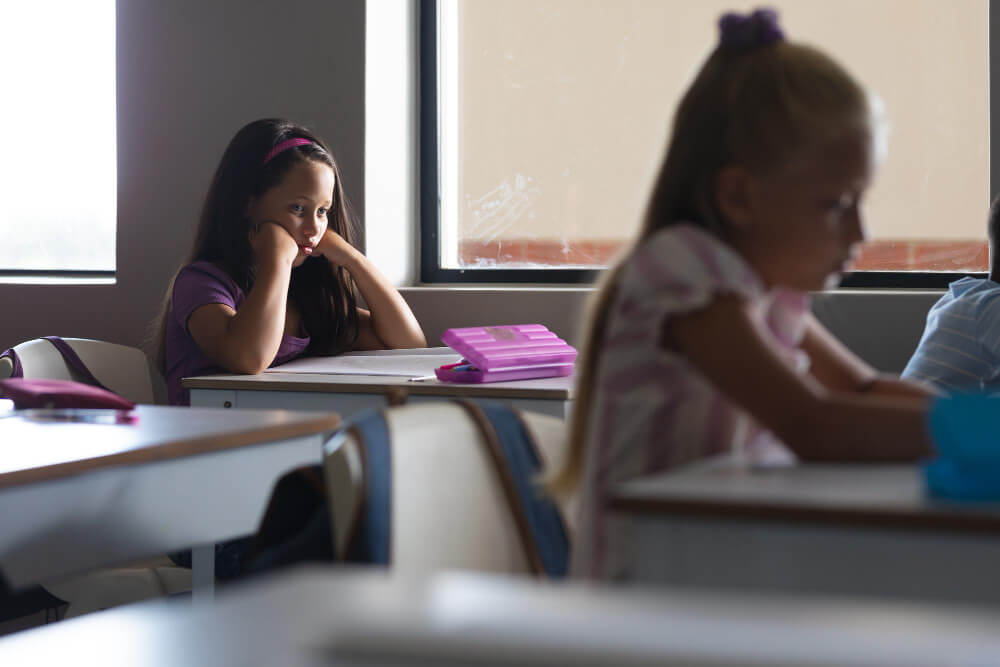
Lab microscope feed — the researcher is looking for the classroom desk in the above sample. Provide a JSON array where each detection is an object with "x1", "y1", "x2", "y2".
[
  {"x1": 4, "y1": 565, "x2": 1000, "y2": 665},
  {"x1": 185, "y1": 371, "x2": 574, "y2": 419},
  {"x1": 0, "y1": 406, "x2": 338, "y2": 598},
  {"x1": 610, "y1": 456, "x2": 1000, "y2": 605}
]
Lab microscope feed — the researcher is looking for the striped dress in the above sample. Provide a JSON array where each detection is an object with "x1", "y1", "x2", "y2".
[
  {"x1": 902, "y1": 277, "x2": 1000, "y2": 392},
  {"x1": 571, "y1": 224, "x2": 810, "y2": 581}
]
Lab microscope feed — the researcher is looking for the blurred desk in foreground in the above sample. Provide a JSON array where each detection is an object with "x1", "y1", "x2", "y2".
[
  {"x1": 2, "y1": 566, "x2": 1000, "y2": 665},
  {"x1": 0, "y1": 406, "x2": 338, "y2": 597},
  {"x1": 611, "y1": 456, "x2": 1000, "y2": 604}
]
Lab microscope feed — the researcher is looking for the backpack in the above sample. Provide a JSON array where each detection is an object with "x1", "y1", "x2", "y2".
[{"x1": 0, "y1": 337, "x2": 134, "y2": 410}]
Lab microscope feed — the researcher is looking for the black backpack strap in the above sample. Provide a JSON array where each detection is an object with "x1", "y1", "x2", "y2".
[
  {"x1": 41, "y1": 337, "x2": 110, "y2": 391},
  {"x1": 456, "y1": 401, "x2": 570, "y2": 578},
  {"x1": 240, "y1": 464, "x2": 333, "y2": 576}
]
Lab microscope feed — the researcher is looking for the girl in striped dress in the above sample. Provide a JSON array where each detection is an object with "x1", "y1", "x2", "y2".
[{"x1": 550, "y1": 9, "x2": 936, "y2": 581}]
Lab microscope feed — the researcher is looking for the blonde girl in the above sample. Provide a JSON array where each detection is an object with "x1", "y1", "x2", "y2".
[{"x1": 551, "y1": 9, "x2": 935, "y2": 581}]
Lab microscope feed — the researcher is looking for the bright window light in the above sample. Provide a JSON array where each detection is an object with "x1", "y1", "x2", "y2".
[
  {"x1": 0, "y1": 1, "x2": 116, "y2": 273},
  {"x1": 436, "y1": 0, "x2": 988, "y2": 274}
]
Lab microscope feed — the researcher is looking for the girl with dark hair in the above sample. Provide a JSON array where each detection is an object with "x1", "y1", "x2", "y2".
[
  {"x1": 156, "y1": 118, "x2": 425, "y2": 405},
  {"x1": 547, "y1": 10, "x2": 938, "y2": 581}
]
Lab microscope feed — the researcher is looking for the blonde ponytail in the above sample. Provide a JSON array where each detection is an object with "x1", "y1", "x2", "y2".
[{"x1": 546, "y1": 261, "x2": 625, "y2": 498}]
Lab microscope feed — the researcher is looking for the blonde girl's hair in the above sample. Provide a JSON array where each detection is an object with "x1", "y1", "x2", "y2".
[{"x1": 547, "y1": 13, "x2": 881, "y2": 497}]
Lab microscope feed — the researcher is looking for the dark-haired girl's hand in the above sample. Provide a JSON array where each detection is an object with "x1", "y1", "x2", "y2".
[
  {"x1": 315, "y1": 228, "x2": 358, "y2": 267},
  {"x1": 250, "y1": 220, "x2": 299, "y2": 266},
  {"x1": 314, "y1": 228, "x2": 426, "y2": 350}
]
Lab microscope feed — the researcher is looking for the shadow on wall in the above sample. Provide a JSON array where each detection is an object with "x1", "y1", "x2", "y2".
[
  {"x1": 810, "y1": 290, "x2": 943, "y2": 374},
  {"x1": 402, "y1": 288, "x2": 943, "y2": 375}
]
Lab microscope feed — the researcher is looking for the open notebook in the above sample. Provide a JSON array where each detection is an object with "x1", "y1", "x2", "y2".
[{"x1": 263, "y1": 347, "x2": 461, "y2": 377}]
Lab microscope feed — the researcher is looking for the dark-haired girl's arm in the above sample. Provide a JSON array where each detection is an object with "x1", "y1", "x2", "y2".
[
  {"x1": 318, "y1": 230, "x2": 426, "y2": 350},
  {"x1": 668, "y1": 295, "x2": 934, "y2": 461},
  {"x1": 188, "y1": 223, "x2": 298, "y2": 374}
]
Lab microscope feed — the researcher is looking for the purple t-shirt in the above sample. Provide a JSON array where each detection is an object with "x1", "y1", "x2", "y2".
[{"x1": 165, "y1": 260, "x2": 310, "y2": 405}]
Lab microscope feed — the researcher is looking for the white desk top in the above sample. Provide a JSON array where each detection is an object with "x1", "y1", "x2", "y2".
[
  {"x1": 3, "y1": 566, "x2": 1000, "y2": 665},
  {"x1": 0, "y1": 406, "x2": 339, "y2": 489},
  {"x1": 610, "y1": 456, "x2": 1000, "y2": 534},
  {"x1": 183, "y1": 371, "x2": 575, "y2": 400}
]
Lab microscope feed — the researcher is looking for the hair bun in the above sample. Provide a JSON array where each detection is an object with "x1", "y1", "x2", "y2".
[{"x1": 718, "y1": 8, "x2": 784, "y2": 51}]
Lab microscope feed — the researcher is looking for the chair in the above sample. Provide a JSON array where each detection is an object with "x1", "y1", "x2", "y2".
[
  {"x1": 0, "y1": 337, "x2": 167, "y2": 404},
  {"x1": 0, "y1": 337, "x2": 185, "y2": 620},
  {"x1": 323, "y1": 402, "x2": 573, "y2": 581}
]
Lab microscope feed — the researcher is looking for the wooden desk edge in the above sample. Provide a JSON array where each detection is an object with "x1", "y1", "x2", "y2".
[
  {"x1": 183, "y1": 376, "x2": 573, "y2": 400},
  {"x1": 607, "y1": 494, "x2": 1000, "y2": 536},
  {"x1": 0, "y1": 413, "x2": 340, "y2": 490}
]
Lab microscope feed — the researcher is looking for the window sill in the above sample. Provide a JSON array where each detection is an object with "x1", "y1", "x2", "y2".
[{"x1": 0, "y1": 274, "x2": 116, "y2": 286}]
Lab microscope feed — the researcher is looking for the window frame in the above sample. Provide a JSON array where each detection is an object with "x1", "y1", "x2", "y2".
[
  {"x1": 0, "y1": 0, "x2": 117, "y2": 282},
  {"x1": 0, "y1": 270, "x2": 116, "y2": 280},
  {"x1": 419, "y1": 0, "x2": 998, "y2": 288}
]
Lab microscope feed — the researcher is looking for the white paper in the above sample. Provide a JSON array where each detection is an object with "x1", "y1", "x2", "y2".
[
  {"x1": 336, "y1": 347, "x2": 456, "y2": 357},
  {"x1": 264, "y1": 350, "x2": 462, "y2": 377}
]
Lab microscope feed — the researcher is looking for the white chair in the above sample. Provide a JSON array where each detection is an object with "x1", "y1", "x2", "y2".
[
  {"x1": 1, "y1": 337, "x2": 185, "y2": 618},
  {"x1": 0, "y1": 337, "x2": 166, "y2": 404},
  {"x1": 324, "y1": 402, "x2": 573, "y2": 581}
]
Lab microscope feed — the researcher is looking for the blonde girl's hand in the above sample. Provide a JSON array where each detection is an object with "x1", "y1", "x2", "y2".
[
  {"x1": 316, "y1": 228, "x2": 360, "y2": 267},
  {"x1": 250, "y1": 220, "x2": 299, "y2": 265}
]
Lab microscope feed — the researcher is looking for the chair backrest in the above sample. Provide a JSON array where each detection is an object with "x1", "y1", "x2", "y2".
[
  {"x1": 7, "y1": 338, "x2": 166, "y2": 405},
  {"x1": 324, "y1": 402, "x2": 571, "y2": 581}
]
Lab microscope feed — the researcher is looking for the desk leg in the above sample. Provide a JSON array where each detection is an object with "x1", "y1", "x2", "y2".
[{"x1": 191, "y1": 544, "x2": 215, "y2": 603}]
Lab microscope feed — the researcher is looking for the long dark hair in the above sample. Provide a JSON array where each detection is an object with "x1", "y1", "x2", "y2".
[
  {"x1": 548, "y1": 37, "x2": 877, "y2": 496},
  {"x1": 153, "y1": 118, "x2": 360, "y2": 371}
]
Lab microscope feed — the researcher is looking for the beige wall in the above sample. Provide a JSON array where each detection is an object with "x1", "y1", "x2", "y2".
[{"x1": 454, "y1": 0, "x2": 988, "y2": 246}]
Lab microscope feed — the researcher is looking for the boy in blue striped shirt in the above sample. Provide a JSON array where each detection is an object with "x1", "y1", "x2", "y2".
[{"x1": 902, "y1": 197, "x2": 1000, "y2": 391}]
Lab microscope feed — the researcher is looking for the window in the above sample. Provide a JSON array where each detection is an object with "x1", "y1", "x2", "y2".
[
  {"x1": 0, "y1": 1, "x2": 116, "y2": 278},
  {"x1": 421, "y1": 0, "x2": 990, "y2": 286}
]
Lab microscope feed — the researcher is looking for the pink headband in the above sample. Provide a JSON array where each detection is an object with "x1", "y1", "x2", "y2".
[{"x1": 262, "y1": 138, "x2": 314, "y2": 165}]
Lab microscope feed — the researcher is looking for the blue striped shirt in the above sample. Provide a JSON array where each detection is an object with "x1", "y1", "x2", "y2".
[{"x1": 902, "y1": 277, "x2": 1000, "y2": 391}]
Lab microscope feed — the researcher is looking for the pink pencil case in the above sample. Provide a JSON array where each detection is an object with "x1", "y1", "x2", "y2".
[
  {"x1": 435, "y1": 324, "x2": 577, "y2": 384},
  {"x1": 0, "y1": 378, "x2": 136, "y2": 410}
]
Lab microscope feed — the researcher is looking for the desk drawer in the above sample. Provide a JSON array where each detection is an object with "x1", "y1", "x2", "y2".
[
  {"x1": 231, "y1": 390, "x2": 387, "y2": 419},
  {"x1": 189, "y1": 389, "x2": 237, "y2": 409}
]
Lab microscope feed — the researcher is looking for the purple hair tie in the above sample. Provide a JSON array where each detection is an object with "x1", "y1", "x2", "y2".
[
  {"x1": 719, "y1": 8, "x2": 784, "y2": 51},
  {"x1": 262, "y1": 137, "x2": 314, "y2": 165}
]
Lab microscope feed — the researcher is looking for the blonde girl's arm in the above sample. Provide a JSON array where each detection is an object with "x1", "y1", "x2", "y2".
[
  {"x1": 187, "y1": 222, "x2": 299, "y2": 374},
  {"x1": 800, "y1": 314, "x2": 941, "y2": 399},
  {"x1": 669, "y1": 295, "x2": 935, "y2": 461},
  {"x1": 318, "y1": 230, "x2": 426, "y2": 350}
]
